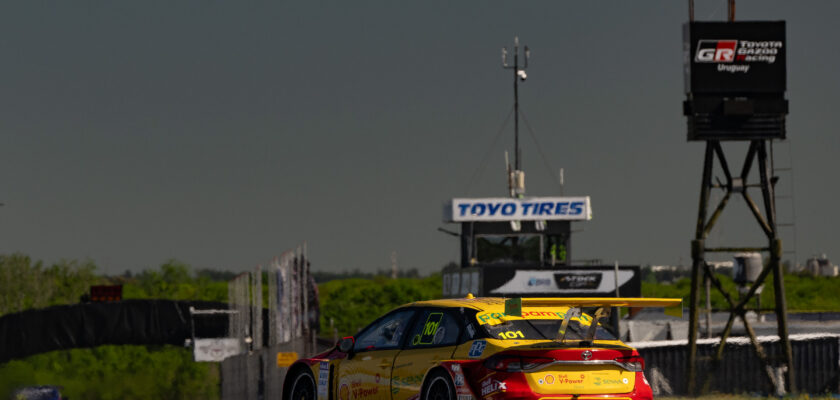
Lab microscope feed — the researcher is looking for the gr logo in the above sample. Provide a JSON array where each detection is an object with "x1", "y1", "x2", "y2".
[{"x1": 695, "y1": 40, "x2": 737, "y2": 63}]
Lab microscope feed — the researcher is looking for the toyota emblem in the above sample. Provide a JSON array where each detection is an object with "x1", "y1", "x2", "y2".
[{"x1": 581, "y1": 350, "x2": 592, "y2": 360}]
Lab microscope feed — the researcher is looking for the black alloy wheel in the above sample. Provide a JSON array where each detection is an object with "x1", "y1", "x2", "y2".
[
  {"x1": 423, "y1": 370, "x2": 455, "y2": 400},
  {"x1": 290, "y1": 371, "x2": 316, "y2": 400}
]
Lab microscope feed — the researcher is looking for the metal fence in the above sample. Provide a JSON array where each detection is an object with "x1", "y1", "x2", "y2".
[
  {"x1": 635, "y1": 333, "x2": 840, "y2": 395},
  {"x1": 221, "y1": 244, "x2": 321, "y2": 400},
  {"x1": 228, "y1": 272, "x2": 250, "y2": 343}
]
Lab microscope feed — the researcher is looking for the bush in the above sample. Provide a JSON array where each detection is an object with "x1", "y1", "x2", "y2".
[
  {"x1": 0, "y1": 345, "x2": 218, "y2": 400},
  {"x1": 319, "y1": 274, "x2": 442, "y2": 337},
  {"x1": 0, "y1": 256, "x2": 227, "y2": 400},
  {"x1": 642, "y1": 272, "x2": 840, "y2": 312}
]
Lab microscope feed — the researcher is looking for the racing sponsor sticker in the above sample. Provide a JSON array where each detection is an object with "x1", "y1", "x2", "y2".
[
  {"x1": 476, "y1": 309, "x2": 593, "y2": 325},
  {"x1": 593, "y1": 377, "x2": 627, "y2": 387},
  {"x1": 480, "y1": 379, "x2": 506, "y2": 396},
  {"x1": 413, "y1": 312, "x2": 444, "y2": 345},
  {"x1": 556, "y1": 373, "x2": 586, "y2": 385},
  {"x1": 467, "y1": 340, "x2": 486, "y2": 358},
  {"x1": 317, "y1": 361, "x2": 329, "y2": 397},
  {"x1": 454, "y1": 374, "x2": 464, "y2": 386},
  {"x1": 350, "y1": 380, "x2": 378, "y2": 398},
  {"x1": 339, "y1": 384, "x2": 350, "y2": 400}
]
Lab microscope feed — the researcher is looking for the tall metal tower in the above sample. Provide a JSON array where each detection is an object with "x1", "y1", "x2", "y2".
[{"x1": 683, "y1": 1, "x2": 794, "y2": 394}]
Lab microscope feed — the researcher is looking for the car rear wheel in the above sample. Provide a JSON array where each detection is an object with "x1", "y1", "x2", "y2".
[
  {"x1": 423, "y1": 370, "x2": 455, "y2": 400},
  {"x1": 288, "y1": 370, "x2": 316, "y2": 400}
]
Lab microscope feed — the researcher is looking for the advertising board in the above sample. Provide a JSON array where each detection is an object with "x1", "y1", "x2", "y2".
[
  {"x1": 684, "y1": 21, "x2": 786, "y2": 94},
  {"x1": 443, "y1": 266, "x2": 640, "y2": 298},
  {"x1": 484, "y1": 266, "x2": 640, "y2": 297},
  {"x1": 447, "y1": 197, "x2": 592, "y2": 222},
  {"x1": 193, "y1": 338, "x2": 243, "y2": 362}
]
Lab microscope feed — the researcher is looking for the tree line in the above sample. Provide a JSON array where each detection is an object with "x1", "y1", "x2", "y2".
[
  {"x1": 0, "y1": 254, "x2": 227, "y2": 400},
  {"x1": 0, "y1": 253, "x2": 443, "y2": 400},
  {"x1": 3, "y1": 252, "x2": 839, "y2": 399}
]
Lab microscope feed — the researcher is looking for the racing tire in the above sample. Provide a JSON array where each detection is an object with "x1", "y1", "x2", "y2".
[
  {"x1": 288, "y1": 369, "x2": 317, "y2": 400},
  {"x1": 422, "y1": 369, "x2": 456, "y2": 400}
]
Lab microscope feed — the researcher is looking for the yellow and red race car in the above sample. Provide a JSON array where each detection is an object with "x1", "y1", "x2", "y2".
[{"x1": 283, "y1": 296, "x2": 681, "y2": 400}]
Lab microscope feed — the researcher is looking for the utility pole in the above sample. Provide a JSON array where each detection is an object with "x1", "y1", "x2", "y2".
[{"x1": 502, "y1": 37, "x2": 530, "y2": 198}]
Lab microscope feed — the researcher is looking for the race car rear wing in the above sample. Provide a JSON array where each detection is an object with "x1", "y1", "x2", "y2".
[
  {"x1": 519, "y1": 297, "x2": 683, "y2": 311},
  {"x1": 514, "y1": 297, "x2": 683, "y2": 343}
]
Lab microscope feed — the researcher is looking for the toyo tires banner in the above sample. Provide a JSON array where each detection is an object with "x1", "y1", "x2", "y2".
[{"x1": 446, "y1": 196, "x2": 592, "y2": 222}]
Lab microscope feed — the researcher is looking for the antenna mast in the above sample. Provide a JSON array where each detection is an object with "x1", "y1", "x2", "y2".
[{"x1": 502, "y1": 36, "x2": 530, "y2": 198}]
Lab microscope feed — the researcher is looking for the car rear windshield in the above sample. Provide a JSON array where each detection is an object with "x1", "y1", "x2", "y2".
[{"x1": 480, "y1": 318, "x2": 616, "y2": 341}]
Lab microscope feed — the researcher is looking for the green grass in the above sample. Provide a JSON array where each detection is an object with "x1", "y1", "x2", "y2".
[
  {"x1": 0, "y1": 345, "x2": 219, "y2": 400},
  {"x1": 643, "y1": 273, "x2": 840, "y2": 312}
]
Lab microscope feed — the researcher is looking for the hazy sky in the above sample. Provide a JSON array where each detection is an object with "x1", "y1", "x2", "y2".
[{"x1": 1, "y1": 1, "x2": 837, "y2": 274}]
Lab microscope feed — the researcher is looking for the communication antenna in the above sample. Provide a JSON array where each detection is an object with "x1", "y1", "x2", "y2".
[
  {"x1": 559, "y1": 168, "x2": 565, "y2": 195},
  {"x1": 504, "y1": 151, "x2": 513, "y2": 197},
  {"x1": 502, "y1": 36, "x2": 530, "y2": 198}
]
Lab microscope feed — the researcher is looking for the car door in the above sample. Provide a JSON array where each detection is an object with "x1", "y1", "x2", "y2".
[
  {"x1": 391, "y1": 308, "x2": 463, "y2": 400},
  {"x1": 337, "y1": 309, "x2": 416, "y2": 400}
]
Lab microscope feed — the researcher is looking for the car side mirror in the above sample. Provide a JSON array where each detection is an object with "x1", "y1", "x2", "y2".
[{"x1": 338, "y1": 336, "x2": 355, "y2": 354}]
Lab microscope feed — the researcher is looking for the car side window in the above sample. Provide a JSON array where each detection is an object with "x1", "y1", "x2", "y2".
[
  {"x1": 406, "y1": 309, "x2": 462, "y2": 348},
  {"x1": 353, "y1": 309, "x2": 415, "y2": 352}
]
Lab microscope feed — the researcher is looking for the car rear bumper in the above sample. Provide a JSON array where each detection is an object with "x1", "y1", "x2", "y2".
[{"x1": 473, "y1": 367, "x2": 652, "y2": 400}]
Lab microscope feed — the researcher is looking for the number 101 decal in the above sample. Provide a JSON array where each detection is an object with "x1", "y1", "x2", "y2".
[{"x1": 497, "y1": 330, "x2": 524, "y2": 339}]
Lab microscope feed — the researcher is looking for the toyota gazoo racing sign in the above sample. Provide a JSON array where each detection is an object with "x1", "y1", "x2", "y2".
[
  {"x1": 684, "y1": 21, "x2": 786, "y2": 94},
  {"x1": 694, "y1": 39, "x2": 781, "y2": 72},
  {"x1": 446, "y1": 196, "x2": 592, "y2": 222}
]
